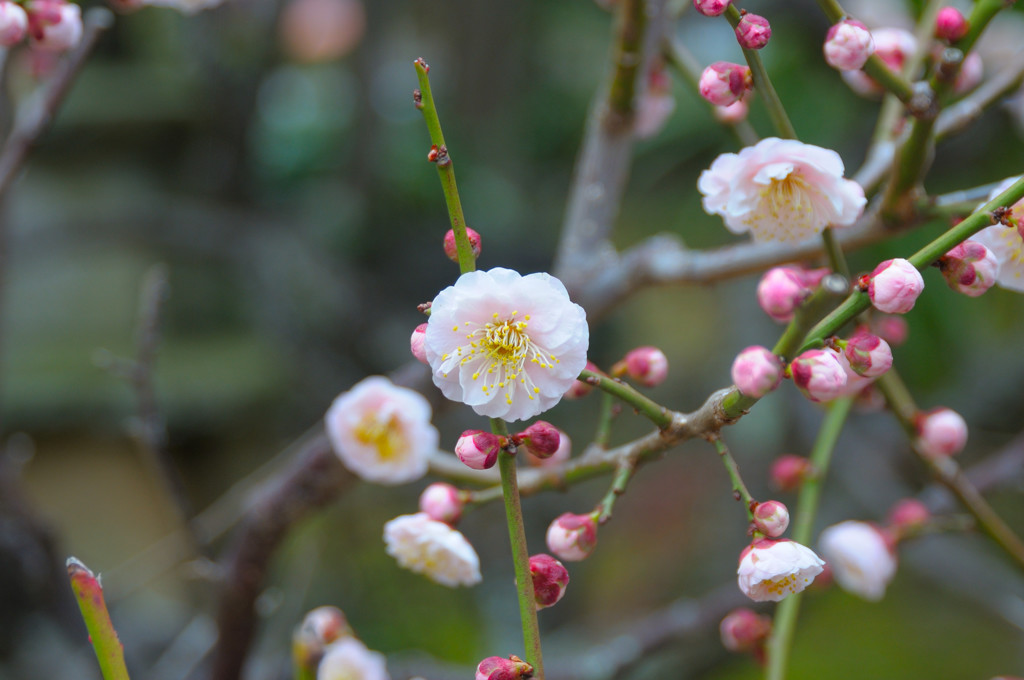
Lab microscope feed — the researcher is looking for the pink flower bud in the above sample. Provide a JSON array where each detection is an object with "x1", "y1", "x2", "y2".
[
  {"x1": 790, "y1": 348, "x2": 848, "y2": 402},
  {"x1": 0, "y1": 1, "x2": 27, "y2": 46},
  {"x1": 693, "y1": 0, "x2": 730, "y2": 16},
  {"x1": 770, "y1": 454, "x2": 812, "y2": 492},
  {"x1": 938, "y1": 240, "x2": 999, "y2": 297},
  {"x1": 527, "y1": 428, "x2": 570, "y2": 467},
  {"x1": 886, "y1": 498, "x2": 930, "y2": 532},
  {"x1": 713, "y1": 99, "x2": 750, "y2": 123},
  {"x1": 563, "y1": 361, "x2": 599, "y2": 400},
  {"x1": 620, "y1": 345, "x2": 669, "y2": 387},
  {"x1": 915, "y1": 407, "x2": 967, "y2": 458},
  {"x1": 529, "y1": 554, "x2": 570, "y2": 608},
  {"x1": 455, "y1": 430, "x2": 502, "y2": 470},
  {"x1": 443, "y1": 227, "x2": 482, "y2": 263},
  {"x1": 841, "y1": 28, "x2": 916, "y2": 97},
  {"x1": 824, "y1": 19, "x2": 875, "y2": 71},
  {"x1": 731, "y1": 346, "x2": 783, "y2": 398},
  {"x1": 868, "y1": 258, "x2": 924, "y2": 314},
  {"x1": 410, "y1": 323, "x2": 428, "y2": 364},
  {"x1": 935, "y1": 7, "x2": 969, "y2": 42},
  {"x1": 515, "y1": 420, "x2": 560, "y2": 459},
  {"x1": 735, "y1": 13, "x2": 771, "y2": 50},
  {"x1": 719, "y1": 607, "x2": 772, "y2": 652},
  {"x1": 699, "y1": 61, "x2": 752, "y2": 107},
  {"x1": 545, "y1": 512, "x2": 598, "y2": 562},
  {"x1": 475, "y1": 656, "x2": 533, "y2": 680},
  {"x1": 843, "y1": 329, "x2": 893, "y2": 378},
  {"x1": 954, "y1": 51, "x2": 983, "y2": 95},
  {"x1": 872, "y1": 314, "x2": 909, "y2": 347},
  {"x1": 757, "y1": 266, "x2": 807, "y2": 322},
  {"x1": 26, "y1": 0, "x2": 80, "y2": 51},
  {"x1": 419, "y1": 482, "x2": 464, "y2": 525},
  {"x1": 752, "y1": 500, "x2": 790, "y2": 537}
]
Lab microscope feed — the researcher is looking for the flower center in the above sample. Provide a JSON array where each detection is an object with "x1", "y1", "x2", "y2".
[{"x1": 354, "y1": 412, "x2": 405, "y2": 461}]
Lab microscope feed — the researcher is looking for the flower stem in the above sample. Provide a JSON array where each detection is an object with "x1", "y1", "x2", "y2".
[
  {"x1": 765, "y1": 396, "x2": 853, "y2": 680},
  {"x1": 493, "y1": 419, "x2": 545, "y2": 677},
  {"x1": 413, "y1": 59, "x2": 476, "y2": 274},
  {"x1": 593, "y1": 391, "x2": 617, "y2": 449},
  {"x1": 68, "y1": 557, "x2": 131, "y2": 680},
  {"x1": 595, "y1": 454, "x2": 638, "y2": 524},
  {"x1": 578, "y1": 369, "x2": 674, "y2": 429},
  {"x1": 710, "y1": 436, "x2": 755, "y2": 516}
]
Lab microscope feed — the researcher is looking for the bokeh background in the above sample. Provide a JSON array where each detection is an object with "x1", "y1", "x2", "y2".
[{"x1": 3, "y1": 0, "x2": 1024, "y2": 678}]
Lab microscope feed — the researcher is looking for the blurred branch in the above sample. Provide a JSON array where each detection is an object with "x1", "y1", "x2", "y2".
[{"x1": 935, "y1": 48, "x2": 1024, "y2": 141}]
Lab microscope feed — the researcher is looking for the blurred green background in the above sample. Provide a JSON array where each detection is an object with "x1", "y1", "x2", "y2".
[{"x1": 3, "y1": 0, "x2": 1024, "y2": 678}]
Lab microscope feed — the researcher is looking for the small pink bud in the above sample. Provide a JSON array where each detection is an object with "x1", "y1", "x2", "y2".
[
  {"x1": 953, "y1": 51, "x2": 983, "y2": 95},
  {"x1": 938, "y1": 240, "x2": 999, "y2": 297},
  {"x1": 731, "y1": 346, "x2": 783, "y2": 398},
  {"x1": 475, "y1": 656, "x2": 533, "y2": 680},
  {"x1": 545, "y1": 512, "x2": 598, "y2": 562},
  {"x1": 527, "y1": 429, "x2": 570, "y2": 467},
  {"x1": 752, "y1": 500, "x2": 790, "y2": 537},
  {"x1": 886, "y1": 498, "x2": 930, "y2": 532},
  {"x1": 915, "y1": 407, "x2": 967, "y2": 458},
  {"x1": 419, "y1": 482, "x2": 464, "y2": 525},
  {"x1": 529, "y1": 554, "x2": 570, "y2": 609},
  {"x1": 770, "y1": 454, "x2": 812, "y2": 492},
  {"x1": 843, "y1": 329, "x2": 893, "y2": 378},
  {"x1": 443, "y1": 227, "x2": 482, "y2": 263},
  {"x1": 693, "y1": 0, "x2": 731, "y2": 16},
  {"x1": 735, "y1": 13, "x2": 771, "y2": 50},
  {"x1": 410, "y1": 323, "x2": 428, "y2": 364},
  {"x1": 26, "y1": 0, "x2": 80, "y2": 51},
  {"x1": 515, "y1": 421, "x2": 560, "y2": 459},
  {"x1": 790, "y1": 348, "x2": 848, "y2": 402},
  {"x1": 564, "y1": 361, "x2": 600, "y2": 400},
  {"x1": 841, "y1": 28, "x2": 916, "y2": 97},
  {"x1": 0, "y1": 1, "x2": 28, "y2": 46},
  {"x1": 757, "y1": 266, "x2": 808, "y2": 322},
  {"x1": 719, "y1": 607, "x2": 772, "y2": 652},
  {"x1": 699, "y1": 61, "x2": 752, "y2": 107},
  {"x1": 824, "y1": 19, "x2": 875, "y2": 71},
  {"x1": 620, "y1": 346, "x2": 669, "y2": 387},
  {"x1": 713, "y1": 99, "x2": 750, "y2": 123},
  {"x1": 455, "y1": 430, "x2": 502, "y2": 470},
  {"x1": 935, "y1": 7, "x2": 969, "y2": 42},
  {"x1": 872, "y1": 315, "x2": 909, "y2": 347},
  {"x1": 868, "y1": 258, "x2": 924, "y2": 314}
]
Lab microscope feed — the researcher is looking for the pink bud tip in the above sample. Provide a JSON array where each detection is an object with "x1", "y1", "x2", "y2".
[
  {"x1": 868, "y1": 258, "x2": 924, "y2": 314},
  {"x1": 770, "y1": 454, "x2": 812, "y2": 492},
  {"x1": 731, "y1": 346, "x2": 783, "y2": 398},
  {"x1": 790, "y1": 348, "x2": 848, "y2": 403},
  {"x1": 475, "y1": 656, "x2": 534, "y2": 680},
  {"x1": 915, "y1": 407, "x2": 967, "y2": 458},
  {"x1": 752, "y1": 500, "x2": 790, "y2": 537},
  {"x1": 410, "y1": 323, "x2": 428, "y2": 364},
  {"x1": 735, "y1": 13, "x2": 771, "y2": 50},
  {"x1": 843, "y1": 328, "x2": 893, "y2": 378},
  {"x1": 529, "y1": 554, "x2": 570, "y2": 608},
  {"x1": 419, "y1": 482, "x2": 464, "y2": 525},
  {"x1": 886, "y1": 498, "x2": 930, "y2": 531},
  {"x1": 699, "y1": 61, "x2": 752, "y2": 107},
  {"x1": 939, "y1": 240, "x2": 999, "y2": 297},
  {"x1": 713, "y1": 99, "x2": 750, "y2": 123},
  {"x1": 692, "y1": 0, "x2": 731, "y2": 16},
  {"x1": 871, "y1": 314, "x2": 909, "y2": 347},
  {"x1": 443, "y1": 227, "x2": 482, "y2": 263},
  {"x1": 545, "y1": 512, "x2": 598, "y2": 562},
  {"x1": 621, "y1": 346, "x2": 669, "y2": 387},
  {"x1": 564, "y1": 361, "x2": 600, "y2": 400},
  {"x1": 515, "y1": 420, "x2": 560, "y2": 459},
  {"x1": 454, "y1": 430, "x2": 502, "y2": 470},
  {"x1": 719, "y1": 607, "x2": 772, "y2": 652},
  {"x1": 527, "y1": 428, "x2": 571, "y2": 467},
  {"x1": 935, "y1": 7, "x2": 969, "y2": 42},
  {"x1": 824, "y1": 19, "x2": 875, "y2": 71}
]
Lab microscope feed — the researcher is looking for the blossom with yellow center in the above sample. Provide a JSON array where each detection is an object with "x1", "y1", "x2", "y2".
[
  {"x1": 972, "y1": 176, "x2": 1024, "y2": 292},
  {"x1": 737, "y1": 538, "x2": 825, "y2": 602},
  {"x1": 383, "y1": 512, "x2": 481, "y2": 587}
]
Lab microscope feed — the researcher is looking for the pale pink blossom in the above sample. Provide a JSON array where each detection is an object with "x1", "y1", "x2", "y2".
[
  {"x1": 841, "y1": 28, "x2": 916, "y2": 97},
  {"x1": 915, "y1": 407, "x2": 968, "y2": 458},
  {"x1": 410, "y1": 323, "x2": 428, "y2": 364},
  {"x1": 971, "y1": 177, "x2": 1024, "y2": 292},
  {"x1": 546, "y1": 512, "x2": 598, "y2": 562},
  {"x1": 818, "y1": 520, "x2": 896, "y2": 601},
  {"x1": 731, "y1": 346, "x2": 783, "y2": 398},
  {"x1": 529, "y1": 554, "x2": 570, "y2": 608},
  {"x1": 419, "y1": 482, "x2": 464, "y2": 525},
  {"x1": 383, "y1": 513, "x2": 481, "y2": 587},
  {"x1": 0, "y1": 1, "x2": 27, "y2": 47},
  {"x1": 317, "y1": 638, "x2": 390, "y2": 680},
  {"x1": 699, "y1": 61, "x2": 752, "y2": 107},
  {"x1": 325, "y1": 376, "x2": 436, "y2": 484},
  {"x1": 868, "y1": 258, "x2": 924, "y2": 313},
  {"x1": 939, "y1": 240, "x2": 999, "y2": 297},
  {"x1": 737, "y1": 538, "x2": 825, "y2": 602},
  {"x1": 425, "y1": 268, "x2": 589, "y2": 422},
  {"x1": 790, "y1": 348, "x2": 848, "y2": 402},
  {"x1": 824, "y1": 19, "x2": 875, "y2": 71},
  {"x1": 752, "y1": 500, "x2": 790, "y2": 538},
  {"x1": 26, "y1": 0, "x2": 80, "y2": 51},
  {"x1": 698, "y1": 137, "x2": 866, "y2": 243}
]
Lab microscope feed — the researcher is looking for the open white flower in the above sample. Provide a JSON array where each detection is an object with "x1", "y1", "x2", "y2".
[
  {"x1": 737, "y1": 538, "x2": 825, "y2": 602},
  {"x1": 317, "y1": 638, "x2": 390, "y2": 680},
  {"x1": 698, "y1": 137, "x2": 866, "y2": 243},
  {"x1": 818, "y1": 520, "x2": 897, "y2": 601},
  {"x1": 424, "y1": 268, "x2": 589, "y2": 422},
  {"x1": 383, "y1": 513, "x2": 481, "y2": 587},
  {"x1": 325, "y1": 376, "x2": 437, "y2": 485},
  {"x1": 972, "y1": 176, "x2": 1024, "y2": 292}
]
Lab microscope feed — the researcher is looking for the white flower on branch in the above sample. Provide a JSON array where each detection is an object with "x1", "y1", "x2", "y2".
[
  {"x1": 425, "y1": 267, "x2": 589, "y2": 422},
  {"x1": 698, "y1": 137, "x2": 866, "y2": 243},
  {"x1": 737, "y1": 538, "x2": 825, "y2": 602},
  {"x1": 383, "y1": 513, "x2": 481, "y2": 587},
  {"x1": 818, "y1": 520, "x2": 897, "y2": 601},
  {"x1": 317, "y1": 638, "x2": 390, "y2": 680},
  {"x1": 972, "y1": 176, "x2": 1024, "y2": 292}
]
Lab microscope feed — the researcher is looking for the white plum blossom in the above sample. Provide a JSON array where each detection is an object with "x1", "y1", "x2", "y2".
[
  {"x1": 425, "y1": 268, "x2": 589, "y2": 422},
  {"x1": 383, "y1": 513, "x2": 481, "y2": 587},
  {"x1": 818, "y1": 520, "x2": 897, "y2": 601},
  {"x1": 737, "y1": 538, "x2": 825, "y2": 602},
  {"x1": 698, "y1": 137, "x2": 866, "y2": 243},
  {"x1": 317, "y1": 638, "x2": 390, "y2": 680},
  {"x1": 972, "y1": 176, "x2": 1024, "y2": 292},
  {"x1": 325, "y1": 376, "x2": 437, "y2": 485}
]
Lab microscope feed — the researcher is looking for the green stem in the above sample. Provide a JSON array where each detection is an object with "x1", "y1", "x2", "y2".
[
  {"x1": 820, "y1": 227, "x2": 850, "y2": 280},
  {"x1": 578, "y1": 369, "x2": 674, "y2": 429},
  {"x1": 710, "y1": 436, "x2": 755, "y2": 514},
  {"x1": 765, "y1": 397, "x2": 853, "y2": 680},
  {"x1": 606, "y1": 0, "x2": 646, "y2": 128},
  {"x1": 593, "y1": 391, "x2": 616, "y2": 448},
  {"x1": 595, "y1": 455, "x2": 638, "y2": 524},
  {"x1": 494, "y1": 419, "x2": 544, "y2": 677},
  {"x1": 68, "y1": 557, "x2": 131, "y2": 680},
  {"x1": 414, "y1": 59, "x2": 476, "y2": 274}
]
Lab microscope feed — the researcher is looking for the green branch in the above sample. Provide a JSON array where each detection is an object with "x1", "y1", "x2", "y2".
[
  {"x1": 724, "y1": 5, "x2": 796, "y2": 139},
  {"x1": 578, "y1": 369, "x2": 674, "y2": 429}
]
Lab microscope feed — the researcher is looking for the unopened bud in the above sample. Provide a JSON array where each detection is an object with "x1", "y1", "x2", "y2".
[
  {"x1": 752, "y1": 500, "x2": 790, "y2": 537},
  {"x1": 843, "y1": 329, "x2": 893, "y2": 378},
  {"x1": 617, "y1": 346, "x2": 669, "y2": 387},
  {"x1": 693, "y1": 0, "x2": 731, "y2": 16},
  {"x1": 824, "y1": 19, "x2": 875, "y2": 71},
  {"x1": 868, "y1": 258, "x2": 924, "y2": 314},
  {"x1": 546, "y1": 512, "x2": 598, "y2": 562},
  {"x1": 529, "y1": 554, "x2": 570, "y2": 608},
  {"x1": 871, "y1": 315, "x2": 909, "y2": 347},
  {"x1": 735, "y1": 13, "x2": 771, "y2": 50},
  {"x1": 757, "y1": 266, "x2": 808, "y2": 322},
  {"x1": 935, "y1": 7, "x2": 969, "y2": 42},
  {"x1": 938, "y1": 240, "x2": 999, "y2": 297},
  {"x1": 26, "y1": 0, "x2": 81, "y2": 51},
  {"x1": 515, "y1": 421, "x2": 560, "y2": 459},
  {"x1": 699, "y1": 61, "x2": 752, "y2": 107},
  {"x1": 915, "y1": 407, "x2": 967, "y2": 458},
  {"x1": 731, "y1": 346, "x2": 783, "y2": 398},
  {"x1": 443, "y1": 227, "x2": 482, "y2": 263},
  {"x1": 527, "y1": 429, "x2": 571, "y2": 467},
  {"x1": 770, "y1": 454, "x2": 812, "y2": 492},
  {"x1": 419, "y1": 482, "x2": 464, "y2": 525},
  {"x1": 0, "y1": 1, "x2": 27, "y2": 46},
  {"x1": 841, "y1": 28, "x2": 916, "y2": 97},
  {"x1": 476, "y1": 656, "x2": 533, "y2": 680},
  {"x1": 790, "y1": 348, "x2": 848, "y2": 403},
  {"x1": 410, "y1": 323, "x2": 428, "y2": 364},
  {"x1": 886, "y1": 498, "x2": 930, "y2": 533},
  {"x1": 455, "y1": 430, "x2": 503, "y2": 470},
  {"x1": 719, "y1": 607, "x2": 771, "y2": 652}
]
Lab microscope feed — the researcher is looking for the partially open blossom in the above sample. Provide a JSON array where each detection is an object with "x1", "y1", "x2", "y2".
[
  {"x1": 419, "y1": 483, "x2": 464, "y2": 525},
  {"x1": 698, "y1": 137, "x2": 866, "y2": 243},
  {"x1": 737, "y1": 538, "x2": 825, "y2": 602},
  {"x1": 698, "y1": 61, "x2": 752, "y2": 107},
  {"x1": 383, "y1": 513, "x2": 481, "y2": 587},
  {"x1": 294, "y1": 606, "x2": 353, "y2": 672},
  {"x1": 935, "y1": 7, "x2": 968, "y2": 42},
  {"x1": 618, "y1": 345, "x2": 669, "y2": 387},
  {"x1": 867, "y1": 258, "x2": 924, "y2": 314},
  {"x1": 953, "y1": 51, "x2": 983, "y2": 95},
  {"x1": 752, "y1": 500, "x2": 790, "y2": 538},
  {"x1": 26, "y1": 0, "x2": 81, "y2": 51},
  {"x1": 824, "y1": 19, "x2": 875, "y2": 71},
  {"x1": 843, "y1": 329, "x2": 893, "y2": 378},
  {"x1": 515, "y1": 421, "x2": 560, "y2": 459},
  {"x1": 790, "y1": 348, "x2": 848, "y2": 402},
  {"x1": 455, "y1": 430, "x2": 502, "y2": 470},
  {"x1": 887, "y1": 498, "x2": 930, "y2": 533},
  {"x1": 476, "y1": 656, "x2": 533, "y2": 680},
  {"x1": 770, "y1": 454, "x2": 812, "y2": 492},
  {"x1": 938, "y1": 240, "x2": 999, "y2": 297},
  {"x1": 731, "y1": 346, "x2": 783, "y2": 398},
  {"x1": 0, "y1": 1, "x2": 27, "y2": 46},
  {"x1": 720, "y1": 608, "x2": 772, "y2": 652},
  {"x1": 735, "y1": 13, "x2": 771, "y2": 50},
  {"x1": 444, "y1": 227, "x2": 482, "y2": 263},
  {"x1": 317, "y1": 638, "x2": 390, "y2": 680},
  {"x1": 563, "y1": 361, "x2": 599, "y2": 400},
  {"x1": 546, "y1": 512, "x2": 598, "y2": 562},
  {"x1": 971, "y1": 177, "x2": 1024, "y2": 292},
  {"x1": 527, "y1": 428, "x2": 570, "y2": 467},
  {"x1": 872, "y1": 314, "x2": 909, "y2": 347},
  {"x1": 713, "y1": 99, "x2": 749, "y2": 123},
  {"x1": 841, "y1": 28, "x2": 916, "y2": 97},
  {"x1": 693, "y1": 0, "x2": 730, "y2": 16},
  {"x1": 818, "y1": 520, "x2": 896, "y2": 601},
  {"x1": 410, "y1": 323, "x2": 428, "y2": 364},
  {"x1": 425, "y1": 268, "x2": 589, "y2": 422},
  {"x1": 529, "y1": 554, "x2": 570, "y2": 608},
  {"x1": 325, "y1": 376, "x2": 437, "y2": 485},
  {"x1": 915, "y1": 407, "x2": 968, "y2": 458}
]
